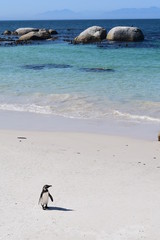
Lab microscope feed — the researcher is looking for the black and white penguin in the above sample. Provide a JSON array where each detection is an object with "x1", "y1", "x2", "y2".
[{"x1": 39, "y1": 185, "x2": 53, "y2": 210}]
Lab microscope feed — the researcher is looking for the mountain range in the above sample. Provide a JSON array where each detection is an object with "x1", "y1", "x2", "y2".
[{"x1": 36, "y1": 7, "x2": 160, "y2": 20}]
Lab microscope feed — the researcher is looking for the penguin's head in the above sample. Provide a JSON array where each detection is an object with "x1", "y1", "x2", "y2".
[{"x1": 43, "y1": 185, "x2": 52, "y2": 191}]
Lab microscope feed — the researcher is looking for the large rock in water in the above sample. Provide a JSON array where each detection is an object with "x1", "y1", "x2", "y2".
[
  {"x1": 15, "y1": 28, "x2": 39, "y2": 35},
  {"x1": 19, "y1": 30, "x2": 51, "y2": 41},
  {"x1": 74, "y1": 26, "x2": 106, "y2": 44},
  {"x1": 107, "y1": 26, "x2": 144, "y2": 42}
]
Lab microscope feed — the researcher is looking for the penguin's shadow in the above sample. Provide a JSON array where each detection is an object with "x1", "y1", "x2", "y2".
[{"x1": 47, "y1": 206, "x2": 74, "y2": 211}]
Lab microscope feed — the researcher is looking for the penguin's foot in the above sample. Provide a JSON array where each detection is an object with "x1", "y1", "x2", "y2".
[{"x1": 42, "y1": 204, "x2": 48, "y2": 210}]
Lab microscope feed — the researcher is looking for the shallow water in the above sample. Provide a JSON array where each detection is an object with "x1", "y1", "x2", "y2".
[{"x1": 0, "y1": 19, "x2": 160, "y2": 127}]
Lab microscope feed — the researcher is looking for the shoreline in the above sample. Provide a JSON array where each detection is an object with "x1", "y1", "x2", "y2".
[{"x1": 0, "y1": 109, "x2": 159, "y2": 141}]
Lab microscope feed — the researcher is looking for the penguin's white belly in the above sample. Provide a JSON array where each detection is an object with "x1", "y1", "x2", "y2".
[{"x1": 42, "y1": 192, "x2": 49, "y2": 204}]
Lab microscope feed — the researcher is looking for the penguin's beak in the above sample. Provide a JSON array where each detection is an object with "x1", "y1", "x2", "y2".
[{"x1": 47, "y1": 185, "x2": 52, "y2": 188}]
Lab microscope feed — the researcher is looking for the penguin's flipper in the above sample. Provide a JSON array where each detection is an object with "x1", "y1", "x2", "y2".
[
  {"x1": 38, "y1": 192, "x2": 43, "y2": 205},
  {"x1": 49, "y1": 193, "x2": 53, "y2": 202}
]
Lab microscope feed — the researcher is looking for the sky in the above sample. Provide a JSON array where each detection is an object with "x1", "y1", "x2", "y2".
[{"x1": 1, "y1": 0, "x2": 160, "y2": 19}]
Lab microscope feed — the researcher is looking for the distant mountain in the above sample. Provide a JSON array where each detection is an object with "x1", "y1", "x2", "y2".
[
  {"x1": 36, "y1": 7, "x2": 160, "y2": 20},
  {"x1": 106, "y1": 7, "x2": 160, "y2": 19},
  {"x1": 36, "y1": 9, "x2": 105, "y2": 19},
  {"x1": 37, "y1": 9, "x2": 78, "y2": 19}
]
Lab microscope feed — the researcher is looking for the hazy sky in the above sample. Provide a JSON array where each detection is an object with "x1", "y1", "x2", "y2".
[{"x1": 1, "y1": 0, "x2": 160, "y2": 19}]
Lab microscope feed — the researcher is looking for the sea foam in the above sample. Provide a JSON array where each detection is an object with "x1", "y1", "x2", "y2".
[{"x1": 113, "y1": 110, "x2": 160, "y2": 123}]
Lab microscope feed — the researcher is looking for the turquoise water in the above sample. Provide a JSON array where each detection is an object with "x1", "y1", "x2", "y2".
[{"x1": 0, "y1": 20, "x2": 160, "y2": 124}]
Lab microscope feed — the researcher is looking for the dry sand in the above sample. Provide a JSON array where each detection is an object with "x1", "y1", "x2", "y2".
[{"x1": 0, "y1": 130, "x2": 160, "y2": 239}]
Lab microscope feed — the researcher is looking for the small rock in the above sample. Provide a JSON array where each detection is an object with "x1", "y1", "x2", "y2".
[
  {"x1": 11, "y1": 31, "x2": 18, "y2": 35},
  {"x1": 17, "y1": 137, "x2": 27, "y2": 140},
  {"x1": 158, "y1": 132, "x2": 160, "y2": 141},
  {"x1": 48, "y1": 29, "x2": 58, "y2": 35},
  {"x1": 3, "y1": 30, "x2": 11, "y2": 35}
]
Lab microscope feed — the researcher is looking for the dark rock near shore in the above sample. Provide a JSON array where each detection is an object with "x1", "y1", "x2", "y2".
[
  {"x1": 46, "y1": 63, "x2": 72, "y2": 69},
  {"x1": 80, "y1": 67, "x2": 115, "y2": 73},
  {"x1": 23, "y1": 64, "x2": 45, "y2": 70},
  {"x1": 22, "y1": 63, "x2": 72, "y2": 70}
]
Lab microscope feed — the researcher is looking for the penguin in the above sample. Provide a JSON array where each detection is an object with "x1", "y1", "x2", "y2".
[{"x1": 39, "y1": 185, "x2": 53, "y2": 210}]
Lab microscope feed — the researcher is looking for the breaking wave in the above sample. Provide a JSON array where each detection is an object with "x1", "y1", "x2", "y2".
[{"x1": 113, "y1": 110, "x2": 160, "y2": 123}]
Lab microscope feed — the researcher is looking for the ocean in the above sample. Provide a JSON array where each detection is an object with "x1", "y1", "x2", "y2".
[{"x1": 0, "y1": 19, "x2": 160, "y2": 132}]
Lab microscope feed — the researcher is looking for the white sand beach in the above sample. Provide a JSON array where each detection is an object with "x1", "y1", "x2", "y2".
[{"x1": 0, "y1": 129, "x2": 160, "y2": 239}]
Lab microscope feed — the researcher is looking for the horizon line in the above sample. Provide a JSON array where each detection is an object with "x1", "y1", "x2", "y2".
[{"x1": 1, "y1": 17, "x2": 160, "y2": 21}]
